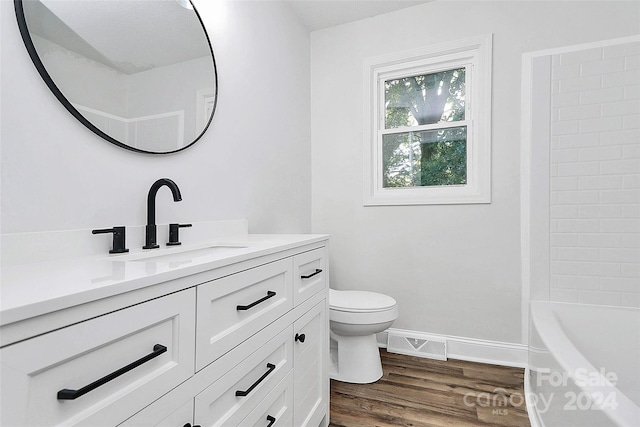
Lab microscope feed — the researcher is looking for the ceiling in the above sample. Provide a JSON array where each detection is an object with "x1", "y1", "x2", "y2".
[
  {"x1": 26, "y1": 0, "x2": 211, "y2": 74},
  {"x1": 286, "y1": 0, "x2": 434, "y2": 32}
]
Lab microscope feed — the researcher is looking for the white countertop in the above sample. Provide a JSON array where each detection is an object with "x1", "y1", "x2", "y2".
[{"x1": 1, "y1": 234, "x2": 328, "y2": 326}]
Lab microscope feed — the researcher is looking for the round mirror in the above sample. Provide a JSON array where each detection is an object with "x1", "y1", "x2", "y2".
[{"x1": 14, "y1": 0, "x2": 217, "y2": 154}]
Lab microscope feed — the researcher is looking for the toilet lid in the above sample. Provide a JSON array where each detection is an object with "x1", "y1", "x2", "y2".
[{"x1": 330, "y1": 289, "x2": 397, "y2": 313}]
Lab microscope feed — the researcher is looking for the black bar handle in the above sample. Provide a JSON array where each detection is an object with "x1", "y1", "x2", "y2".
[
  {"x1": 235, "y1": 363, "x2": 276, "y2": 397},
  {"x1": 295, "y1": 333, "x2": 306, "y2": 343},
  {"x1": 266, "y1": 415, "x2": 276, "y2": 427},
  {"x1": 237, "y1": 291, "x2": 276, "y2": 311},
  {"x1": 57, "y1": 344, "x2": 167, "y2": 400},
  {"x1": 301, "y1": 268, "x2": 322, "y2": 279}
]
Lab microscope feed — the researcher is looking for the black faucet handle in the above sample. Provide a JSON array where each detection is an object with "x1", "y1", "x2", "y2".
[
  {"x1": 167, "y1": 223, "x2": 192, "y2": 246},
  {"x1": 92, "y1": 226, "x2": 129, "y2": 254}
]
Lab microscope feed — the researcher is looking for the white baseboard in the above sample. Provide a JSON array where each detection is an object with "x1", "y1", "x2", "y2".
[{"x1": 377, "y1": 328, "x2": 528, "y2": 368}]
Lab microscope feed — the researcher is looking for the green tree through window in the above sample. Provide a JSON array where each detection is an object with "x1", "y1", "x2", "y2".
[{"x1": 383, "y1": 68, "x2": 467, "y2": 188}]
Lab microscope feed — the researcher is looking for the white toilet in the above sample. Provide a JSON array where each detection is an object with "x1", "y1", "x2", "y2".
[{"x1": 329, "y1": 289, "x2": 398, "y2": 384}]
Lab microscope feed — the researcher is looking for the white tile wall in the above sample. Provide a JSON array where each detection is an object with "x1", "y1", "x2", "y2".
[{"x1": 550, "y1": 42, "x2": 640, "y2": 307}]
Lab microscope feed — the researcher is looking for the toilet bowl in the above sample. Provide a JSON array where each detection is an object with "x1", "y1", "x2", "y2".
[{"x1": 329, "y1": 289, "x2": 398, "y2": 384}]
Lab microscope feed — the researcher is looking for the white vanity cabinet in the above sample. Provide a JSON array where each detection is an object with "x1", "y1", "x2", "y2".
[
  {"x1": 0, "y1": 238, "x2": 329, "y2": 427},
  {"x1": 0, "y1": 289, "x2": 196, "y2": 426},
  {"x1": 123, "y1": 245, "x2": 328, "y2": 427}
]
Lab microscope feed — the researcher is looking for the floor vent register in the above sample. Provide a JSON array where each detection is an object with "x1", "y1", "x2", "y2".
[{"x1": 386, "y1": 330, "x2": 447, "y2": 360}]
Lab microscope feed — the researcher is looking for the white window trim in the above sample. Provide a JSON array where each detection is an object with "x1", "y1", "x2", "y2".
[{"x1": 363, "y1": 34, "x2": 493, "y2": 206}]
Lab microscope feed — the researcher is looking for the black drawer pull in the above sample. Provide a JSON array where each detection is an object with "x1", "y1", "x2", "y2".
[
  {"x1": 235, "y1": 363, "x2": 276, "y2": 397},
  {"x1": 237, "y1": 291, "x2": 276, "y2": 311},
  {"x1": 301, "y1": 268, "x2": 322, "y2": 279},
  {"x1": 266, "y1": 415, "x2": 276, "y2": 427},
  {"x1": 295, "y1": 333, "x2": 306, "y2": 343},
  {"x1": 57, "y1": 344, "x2": 167, "y2": 400}
]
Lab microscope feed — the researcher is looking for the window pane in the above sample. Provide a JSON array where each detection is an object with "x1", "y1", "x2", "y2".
[
  {"x1": 384, "y1": 68, "x2": 465, "y2": 129},
  {"x1": 382, "y1": 126, "x2": 467, "y2": 188}
]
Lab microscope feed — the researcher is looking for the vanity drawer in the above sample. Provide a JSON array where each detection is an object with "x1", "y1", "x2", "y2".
[
  {"x1": 123, "y1": 400, "x2": 194, "y2": 427},
  {"x1": 293, "y1": 248, "x2": 326, "y2": 305},
  {"x1": 0, "y1": 289, "x2": 195, "y2": 427},
  {"x1": 240, "y1": 371, "x2": 294, "y2": 427},
  {"x1": 194, "y1": 325, "x2": 293, "y2": 426},
  {"x1": 196, "y1": 258, "x2": 293, "y2": 370}
]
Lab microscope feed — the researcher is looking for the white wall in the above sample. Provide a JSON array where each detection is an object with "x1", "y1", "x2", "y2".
[
  {"x1": 311, "y1": 1, "x2": 640, "y2": 344},
  {"x1": 549, "y1": 41, "x2": 640, "y2": 307},
  {"x1": 0, "y1": 0, "x2": 311, "y2": 235}
]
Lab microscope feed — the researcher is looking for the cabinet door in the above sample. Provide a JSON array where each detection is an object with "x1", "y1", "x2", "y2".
[
  {"x1": 196, "y1": 258, "x2": 293, "y2": 370},
  {"x1": 1, "y1": 289, "x2": 195, "y2": 427},
  {"x1": 293, "y1": 248, "x2": 326, "y2": 306},
  {"x1": 293, "y1": 301, "x2": 327, "y2": 427},
  {"x1": 194, "y1": 325, "x2": 293, "y2": 426}
]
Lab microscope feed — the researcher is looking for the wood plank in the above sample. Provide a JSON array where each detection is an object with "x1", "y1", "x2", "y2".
[
  {"x1": 476, "y1": 405, "x2": 531, "y2": 427},
  {"x1": 329, "y1": 350, "x2": 530, "y2": 427}
]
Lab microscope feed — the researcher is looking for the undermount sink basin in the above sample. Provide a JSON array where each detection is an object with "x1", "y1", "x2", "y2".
[{"x1": 109, "y1": 243, "x2": 248, "y2": 263}]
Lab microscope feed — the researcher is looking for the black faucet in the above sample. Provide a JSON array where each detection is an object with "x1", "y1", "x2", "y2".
[{"x1": 143, "y1": 178, "x2": 182, "y2": 249}]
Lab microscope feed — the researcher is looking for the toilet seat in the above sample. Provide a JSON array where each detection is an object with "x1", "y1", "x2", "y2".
[
  {"x1": 330, "y1": 305, "x2": 398, "y2": 326},
  {"x1": 329, "y1": 289, "x2": 396, "y2": 313}
]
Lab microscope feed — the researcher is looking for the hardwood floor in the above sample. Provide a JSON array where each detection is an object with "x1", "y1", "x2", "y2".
[{"x1": 329, "y1": 349, "x2": 530, "y2": 427}]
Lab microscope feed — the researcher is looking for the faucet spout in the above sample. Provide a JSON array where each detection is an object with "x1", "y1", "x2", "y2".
[{"x1": 143, "y1": 178, "x2": 182, "y2": 249}]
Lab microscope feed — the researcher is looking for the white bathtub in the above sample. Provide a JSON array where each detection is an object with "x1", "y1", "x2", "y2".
[{"x1": 527, "y1": 301, "x2": 640, "y2": 427}]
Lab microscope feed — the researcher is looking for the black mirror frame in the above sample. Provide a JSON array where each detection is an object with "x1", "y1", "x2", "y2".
[{"x1": 14, "y1": 0, "x2": 218, "y2": 155}]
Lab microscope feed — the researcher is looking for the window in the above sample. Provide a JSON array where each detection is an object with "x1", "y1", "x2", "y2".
[{"x1": 363, "y1": 35, "x2": 492, "y2": 205}]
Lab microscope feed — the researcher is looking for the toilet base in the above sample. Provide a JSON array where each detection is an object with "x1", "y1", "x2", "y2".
[{"x1": 329, "y1": 332, "x2": 383, "y2": 384}]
